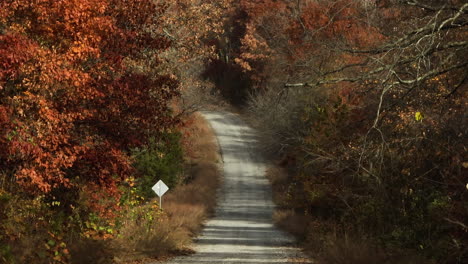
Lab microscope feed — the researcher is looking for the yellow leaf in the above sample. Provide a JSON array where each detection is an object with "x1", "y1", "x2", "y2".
[{"x1": 415, "y1": 111, "x2": 423, "y2": 122}]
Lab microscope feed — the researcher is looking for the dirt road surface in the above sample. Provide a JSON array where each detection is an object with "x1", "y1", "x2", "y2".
[{"x1": 159, "y1": 111, "x2": 310, "y2": 264}]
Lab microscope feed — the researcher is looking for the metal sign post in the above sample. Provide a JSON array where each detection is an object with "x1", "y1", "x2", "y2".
[{"x1": 152, "y1": 180, "x2": 169, "y2": 210}]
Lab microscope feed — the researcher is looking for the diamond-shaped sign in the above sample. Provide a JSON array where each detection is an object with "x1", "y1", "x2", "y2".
[{"x1": 152, "y1": 180, "x2": 169, "y2": 197}]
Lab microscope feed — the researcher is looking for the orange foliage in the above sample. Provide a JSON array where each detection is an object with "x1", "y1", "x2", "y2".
[{"x1": 0, "y1": 0, "x2": 179, "y2": 216}]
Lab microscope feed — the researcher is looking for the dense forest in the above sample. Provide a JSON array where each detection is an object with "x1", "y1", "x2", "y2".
[
  {"x1": 0, "y1": 0, "x2": 466, "y2": 263},
  {"x1": 214, "y1": 1, "x2": 467, "y2": 263}
]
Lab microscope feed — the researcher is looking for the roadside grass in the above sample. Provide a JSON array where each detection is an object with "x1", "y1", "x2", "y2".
[
  {"x1": 71, "y1": 112, "x2": 221, "y2": 264},
  {"x1": 266, "y1": 166, "x2": 435, "y2": 264},
  {"x1": 117, "y1": 112, "x2": 221, "y2": 263}
]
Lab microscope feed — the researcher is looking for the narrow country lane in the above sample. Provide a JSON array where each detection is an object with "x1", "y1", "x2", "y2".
[{"x1": 157, "y1": 111, "x2": 311, "y2": 264}]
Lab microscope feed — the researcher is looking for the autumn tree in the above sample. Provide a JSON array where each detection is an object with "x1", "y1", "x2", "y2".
[
  {"x1": 155, "y1": 0, "x2": 233, "y2": 112},
  {"x1": 0, "y1": 0, "x2": 180, "y2": 262}
]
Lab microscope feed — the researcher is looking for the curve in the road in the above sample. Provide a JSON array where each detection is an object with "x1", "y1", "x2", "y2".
[{"x1": 160, "y1": 111, "x2": 311, "y2": 264}]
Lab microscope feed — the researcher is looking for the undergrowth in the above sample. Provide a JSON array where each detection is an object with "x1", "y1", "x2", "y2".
[{"x1": 268, "y1": 166, "x2": 440, "y2": 264}]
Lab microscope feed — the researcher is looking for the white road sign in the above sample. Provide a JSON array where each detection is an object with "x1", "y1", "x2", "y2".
[
  {"x1": 152, "y1": 180, "x2": 169, "y2": 197},
  {"x1": 152, "y1": 180, "x2": 169, "y2": 209}
]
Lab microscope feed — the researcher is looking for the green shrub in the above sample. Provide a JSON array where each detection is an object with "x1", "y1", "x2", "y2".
[{"x1": 132, "y1": 133, "x2": 183, "y2": 199}]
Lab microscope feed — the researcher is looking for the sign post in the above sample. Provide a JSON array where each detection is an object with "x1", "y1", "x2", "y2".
[{"x1": 152, "y1": 180, "x2": 169, "y2": 210}]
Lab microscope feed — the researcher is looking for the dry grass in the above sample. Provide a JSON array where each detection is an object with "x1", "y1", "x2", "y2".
[
  {"x1": 182, "y1": 112, "x2": 221, "y2": 164},
  {"x1": 273, "y1": 210, "x2": 311, "y2": 241},
  {"x1": 110, "y1": 112, "x2": 222, "y2": 263},
  {"x1": 319, "y1": 236, "x2": 387, "y2": 264},
  {"x1": 266, "y1": 167, "x2": 289, "y2": 207},
  {"x1": 267, "y1": 166, "x2": 313, "y2": 242},
  {"x1": 112, "y1": 206, "x2": 196, "y2": 261},
  {"x1": 318, "y1": 235, "x2": 436, "y2": 264}
]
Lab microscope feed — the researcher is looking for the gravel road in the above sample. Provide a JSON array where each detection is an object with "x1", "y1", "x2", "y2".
[{"x1": 161, "y1": 111, "x2": 310, "y2": 264}]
